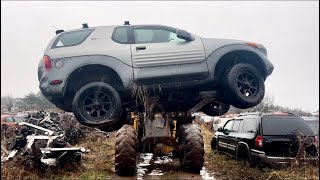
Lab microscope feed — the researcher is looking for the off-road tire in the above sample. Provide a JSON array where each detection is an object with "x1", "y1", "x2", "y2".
[
  {"x1": 179, "y1": 123, "x2": 204, "y2": 172},
  {"x1": 72, "y1": 82, "x2": 122, "y2": 129},
  {"x1": 115, "y1": 124, "x2": 136, "y2": 176},
  {"x1": 211, "y1": 138, "x2": 216, "y2": 150},
  {"x1": 98, "y1": 108, "x2": 129, "y2": 132},
  {"x1": 224, "y1": 63, "x2": 265, "y2": 109}
]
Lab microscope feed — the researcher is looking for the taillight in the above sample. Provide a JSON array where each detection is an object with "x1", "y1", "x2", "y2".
[
  {"x1": 43, "y1": 55, "x2": 52, "y2": 72},
  {"x1": 255, "y1": 135, "x2": 263, "y2": 148}
]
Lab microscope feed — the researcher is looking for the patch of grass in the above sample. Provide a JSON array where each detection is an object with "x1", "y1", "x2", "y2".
[{"x1": 201, "y1": 125, "x2": 319, "y2": 180}]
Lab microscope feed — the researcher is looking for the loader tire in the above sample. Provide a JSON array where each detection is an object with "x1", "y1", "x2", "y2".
[
  {"x1": 115, "y1": 124, "x2": 136, "y2": 176},
  {"x1": 179, "y1": 123, "x2": 204, "y2": 172}
]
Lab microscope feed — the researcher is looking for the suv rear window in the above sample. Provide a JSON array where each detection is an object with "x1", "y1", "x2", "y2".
[
  {"x1": 262, "y1": 115, "x2": 314, "y2": 136},
  {"x1": 52, "y1": 29, "x2": 93, "y2": 48},
  {"x1": 112, "y1": 27, "x2": 129, "y2": 44}
]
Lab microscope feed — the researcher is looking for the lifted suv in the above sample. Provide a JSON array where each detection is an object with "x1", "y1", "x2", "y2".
[
  {"x1": 211, "y1": 112, "x2": 318, "y2": 167},
  {"x1": 38, "y1": 22, "x2": 273, "y2": 131}
]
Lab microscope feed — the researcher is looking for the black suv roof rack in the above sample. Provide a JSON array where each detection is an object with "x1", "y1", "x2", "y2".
[
  {"x1": 236, "y1": 112, "x2": 262, "y2": 117},
  {"x1": 262, "y1": 111, "x2": 298, "y2": 116}
]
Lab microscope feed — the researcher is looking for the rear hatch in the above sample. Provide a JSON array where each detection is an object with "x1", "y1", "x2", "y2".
[{"x1": 261, "y1": 115, "x2": 316, "y2": 157}]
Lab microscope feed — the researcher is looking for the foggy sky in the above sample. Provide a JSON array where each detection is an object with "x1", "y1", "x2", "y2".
[{"x1": 1, "y1": 1, "x2": 319, "y2": 112}]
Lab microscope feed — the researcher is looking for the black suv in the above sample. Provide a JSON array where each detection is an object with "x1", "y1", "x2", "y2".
[{"x1": 211, "y1": 112, "x2": 319, "y2": 167}]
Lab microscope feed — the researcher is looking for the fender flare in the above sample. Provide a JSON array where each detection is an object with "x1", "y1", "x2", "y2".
[
  {"x1": 59, "y1": 55, "x2": 134, "y2": 95},
  {"x1": 205, "y1": 44, "x2": 272, "y2": 80},
  {"x1": 236, "y1": 141, "x2": 253, "y2": 164}
]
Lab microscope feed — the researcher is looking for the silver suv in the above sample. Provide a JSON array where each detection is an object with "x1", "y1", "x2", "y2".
[{"x1": 38, "y1": 22, "x2": 274, "y2": 131}]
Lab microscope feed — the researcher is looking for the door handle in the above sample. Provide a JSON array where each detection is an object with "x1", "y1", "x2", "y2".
[{"x1": 136, "y1": 46, "x2": 146, "y2": 51}]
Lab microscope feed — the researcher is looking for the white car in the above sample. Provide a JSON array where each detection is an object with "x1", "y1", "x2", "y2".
[{"x1": 212, "y1": 117, "x2": 233, "y2": 132}]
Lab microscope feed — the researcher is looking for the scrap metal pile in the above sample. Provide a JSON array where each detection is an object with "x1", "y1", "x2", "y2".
[{"x1": 1, "y1": 111, "x2": 90, "y2": 169}]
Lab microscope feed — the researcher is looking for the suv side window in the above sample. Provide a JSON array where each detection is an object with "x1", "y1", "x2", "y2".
[
  {"x1": 224, "y1": 120, "x2": 234, "y2": 131},
  {"x1": 133, "y1": 26, "x2": 185, "y2": 44},
  {"x1": 242, "y1": 118, "x2": 257, "y2": 133},
  {"x1": 52, "y1": 29, "x2": 94, "y2": 48},
  {"x1": 112, "y1": 27, "x2": 129, "y2": 44},
  {"x1": 232, "y1": 120, "x2": 242, "y2": 132}
]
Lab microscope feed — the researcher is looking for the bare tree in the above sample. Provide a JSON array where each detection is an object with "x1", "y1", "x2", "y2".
[
  {"x1": 247, "y1": 93, "x2": 274, "y2": 113},
  {"x1": 1, "y1": 95, "x2": 15, "y2": 112},
  {"x1": 35, "y1": 92, "x2": 55, "y2": 110},
  {"x1": 22, "y1": 92, "x2": 38, "y2": 110},
  {"x1": 18, "y1": 92, "x2": 55, "y2": 111}
]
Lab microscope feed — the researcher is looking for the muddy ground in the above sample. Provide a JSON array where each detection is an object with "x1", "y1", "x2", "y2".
[{"x1": 109, "y1": 153, "x2": 215, "y2": 180}]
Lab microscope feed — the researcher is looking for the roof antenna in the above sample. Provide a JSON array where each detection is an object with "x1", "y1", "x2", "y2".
[
  {"x1": 124, "y1": 21, "x2": 130, "y2": 25},
  {"x1": 82, "y1": 23, "x2": 89, "y2": 28}
]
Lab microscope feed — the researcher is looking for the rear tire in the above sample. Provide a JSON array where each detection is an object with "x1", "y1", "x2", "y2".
[
  {"x1": 179, "y1": 123, "x2": 204, "y2": 172},
  {"x1": 72, "y1": 82, "x2": 122, "y2": 129},
  {"x1": 115, "y1": 124, "x2": 136, "y2": 176},
  {"x1": 98, "y1": 108, "x2": 129, "y2": 132},
  {"x1": 236, "y1": 146, "x2": 256, "y2": 167}
]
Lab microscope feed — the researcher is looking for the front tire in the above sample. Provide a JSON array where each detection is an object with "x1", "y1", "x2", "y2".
[
  {"x1": 225, "y1": 63, "x2": 265, "y2": 109},
  {"x1": 115, "y1": 124, "x2": 137, "y2": 176},
  {"x1": 179, "y1": 123, "x2": 204, "y2": 172},
  {"x1": 72, "y1": 82, "x2": 122, "y2": 128}
]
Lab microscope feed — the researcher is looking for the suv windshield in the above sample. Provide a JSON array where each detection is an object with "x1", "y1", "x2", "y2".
[{"x1": 262, "y1": 115, "x2": 314, "y2": 136}]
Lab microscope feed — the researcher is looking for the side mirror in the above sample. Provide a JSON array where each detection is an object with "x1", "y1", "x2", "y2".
[
  {"x1": 217, "y1": 127, "x2": 223, "y2": 132},
  {"x1": 223, "y1": 129, "x2": 230, "y2": 135},
  {"x1": 176, "y1": 29, "x2": 194, "y2": 41}
]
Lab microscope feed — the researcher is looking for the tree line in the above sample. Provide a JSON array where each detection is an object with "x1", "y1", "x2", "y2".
[
  {"x1": 227, "y1": 93, "x2": 318, "y2": 117},
  {"x1": 1, "y1": 92, "x2": 56, "y2": 113}
]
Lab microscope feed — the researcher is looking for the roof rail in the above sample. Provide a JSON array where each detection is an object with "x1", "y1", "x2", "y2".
[
  {"x1": 282, "y1": 112, "x2": 297, "y2": 115},
  {"x1": 236, "y1": 112, "x2": 262, "y2": 117}
]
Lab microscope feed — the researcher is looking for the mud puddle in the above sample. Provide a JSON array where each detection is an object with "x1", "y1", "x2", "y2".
[{"x1": 112, "y1": 153, "x2": 217, "y2": 180}]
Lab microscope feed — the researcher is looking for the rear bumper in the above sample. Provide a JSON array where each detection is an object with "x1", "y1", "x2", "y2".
[
  {"x1": 39, "y1": 76, "x2": 65, "y2": 98},
  {"x1": 250, "y1": 149, "x2": 319, "y2": 167}
]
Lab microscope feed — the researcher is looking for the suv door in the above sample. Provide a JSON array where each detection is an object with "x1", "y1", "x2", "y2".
[
  {"x1": 130, "y1": 25, "x2": 208, "y2": 85},
  {"x1": 227, "y1": 119, "x2": 243, "y2": 154},
  {"x1": 218, "y1": 119, "x2": 234, "y2": 152}
]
